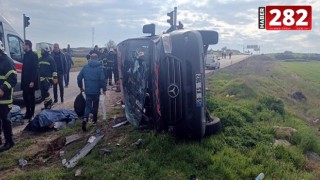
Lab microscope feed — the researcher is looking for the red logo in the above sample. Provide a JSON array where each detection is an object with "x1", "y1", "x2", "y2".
[{"x1": 259, "y1": 5, "x2": 312, "y2": 30}]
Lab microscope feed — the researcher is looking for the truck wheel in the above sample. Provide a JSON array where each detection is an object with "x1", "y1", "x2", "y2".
[{"x1": 205, "y1": 117, "x2": 221, "y2": 136}]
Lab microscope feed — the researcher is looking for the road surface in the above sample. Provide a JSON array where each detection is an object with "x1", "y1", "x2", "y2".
[{"x1": 205, "y1": 54, "x2": 249, "y2": 74}]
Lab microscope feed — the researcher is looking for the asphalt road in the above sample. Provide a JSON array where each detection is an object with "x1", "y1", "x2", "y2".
[{"x1": 205, "y1": 54, "x2": 249, "y2": 74}]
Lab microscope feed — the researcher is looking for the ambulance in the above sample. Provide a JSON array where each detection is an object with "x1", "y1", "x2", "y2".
[{"x1": 0, "y1": 15, "x2": 41, "y2": 102}]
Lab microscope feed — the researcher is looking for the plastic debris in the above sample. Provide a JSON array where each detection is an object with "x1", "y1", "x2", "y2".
[
  {"x1": 75, "y1": 168, "x2": 82, "y2": 177},
  {"x1": 132, "y1": 138, "x2": 142, "y2": 147},
  {"x1": 255, "y1": 172, "x2": 265, "y2": 180},
  {"x1": 18, "y1": 158, "x2": 27, "y2": 168},
  {"x1": 60, "y1": 150, "x2": 65, "y2": 157},
  {"x1": 87, "y1": 136, "x2": 96, "y2": 143}
]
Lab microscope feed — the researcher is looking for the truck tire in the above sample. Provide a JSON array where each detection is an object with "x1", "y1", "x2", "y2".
[{"x1": 204, "y1": 117, "x2": 221, "y2": 136}]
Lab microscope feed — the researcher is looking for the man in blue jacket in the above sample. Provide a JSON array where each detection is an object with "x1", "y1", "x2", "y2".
[{"x1": 77, "y1": 53, "x2": 106, "y2": 131}]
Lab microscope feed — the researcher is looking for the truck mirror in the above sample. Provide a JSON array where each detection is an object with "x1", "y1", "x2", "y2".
[
  {"x1": 143, "y1": 24, "x2": 155, "y2": 36},
  {"x1": 198, "y1": 30, "x2": 219, "y2": 45}
]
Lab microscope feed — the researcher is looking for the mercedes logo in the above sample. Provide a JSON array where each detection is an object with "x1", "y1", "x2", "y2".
[{"x1": 168, "y1": 84, "x2": 179, "y2": 98}]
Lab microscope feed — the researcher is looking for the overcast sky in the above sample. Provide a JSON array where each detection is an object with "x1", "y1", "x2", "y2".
[{"x1": 0, "y1": 0, "x2": 319, "y2": 53}]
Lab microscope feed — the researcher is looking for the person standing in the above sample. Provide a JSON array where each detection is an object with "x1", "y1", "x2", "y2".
[
  {"x1": 77, "y1": 53, "x2": 106, "y2": 131},
  {"x1": 106, "y1": 48, "x2": 116, "y2": 86},
  {"x1": 98, "y1": 49, "x2": 108, "y2": 84},
  {"x1": 39, "y1": 44, "x2": 57, "y2": 109},
  {"x1": 62, "y1": 48, "x2": 73, "y2": 88},
  {"x1": 51, "y1": 43, "x2": 67, "y2": 103},
  {"x1": 21, "y1": 40, "x2": 39, "y2": 121},
  {"x1": 66, "y1": 44, "x2": 73, "y2": 56},
  {"x1": 113, "y1": 49, "x2": 119, "y2": 85},
  {"x1": 89, "y1": 45, "x2": 101, "y2": 58},
  {"x1": 0, "y1": 40, "x2": 17, "y2": 152}
]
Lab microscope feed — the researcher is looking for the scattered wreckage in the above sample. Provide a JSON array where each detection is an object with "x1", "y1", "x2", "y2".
[{"x1": 117, "y1": 7, "x2": 221, "y2": 139}]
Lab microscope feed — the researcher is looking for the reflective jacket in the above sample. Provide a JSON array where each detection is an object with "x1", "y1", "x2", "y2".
[
  {"x1": 0, "y1": 53, "x2": 17, "y2": 106},
  {"x1": 39, "y1": 53, "x2": 57, "y2": 81}
]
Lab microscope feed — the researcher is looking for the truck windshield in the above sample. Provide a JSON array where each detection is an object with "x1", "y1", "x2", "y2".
[{"x1": 122, "y1": 40, "x2": 150, "y2": 126}]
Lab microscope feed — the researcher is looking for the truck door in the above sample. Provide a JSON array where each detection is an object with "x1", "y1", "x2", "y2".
[{"x1": 7, "y1": 35, "x2": 24, "y2": 91}]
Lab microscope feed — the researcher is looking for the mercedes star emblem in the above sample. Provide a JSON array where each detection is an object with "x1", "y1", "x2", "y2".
[{"x1": 168, "y1": 84, "x2": 179, "y2": 98}]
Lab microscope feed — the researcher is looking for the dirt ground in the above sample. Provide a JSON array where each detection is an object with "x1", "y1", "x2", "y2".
[{"x1": 1, "y1": 85, "x2": 125, "y2": 178}]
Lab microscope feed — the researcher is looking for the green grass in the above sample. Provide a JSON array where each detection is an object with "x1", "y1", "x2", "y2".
[
  {"x1": 3, "y1": 55, "x2": 320, "y2": 179},
  {"x1": 277, "y1": 61, "x2": 320, "y2": 84},
  {"x1": 72, "y1": 57, "x2": 87, "y2": 69}
]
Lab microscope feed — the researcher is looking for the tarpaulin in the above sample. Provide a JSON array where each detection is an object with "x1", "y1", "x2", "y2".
[{"x1": 24, "y1": 109, "x2": 78, "y2": 132}]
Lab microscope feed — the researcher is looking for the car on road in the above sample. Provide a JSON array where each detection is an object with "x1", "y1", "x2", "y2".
[
  {"x1": 0, "y1": 15, "x2": 42, "y2": 103},
  {"x1": 205, "y1": 54, "x2": 220, "y2": 70}
]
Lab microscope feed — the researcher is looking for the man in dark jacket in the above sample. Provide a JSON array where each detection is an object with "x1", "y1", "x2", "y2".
[
  {"x1": 0, "y1": 40, "x2": 17, "y2": 152},
  {"x1": 77, "y1": 53, "x2": 106, "y2": 131},
  {"x1": 98, "y1": 49, "x2": 108, "y2": 84},
  {"x1": 66, "y1": 44, "x2": 73, "y2": 56},
  {"x1": 89, "y1": 45, "x2": 101, "y2": 58},
  {"x1": 52, "y1": 43, "x2": 67, "y2": 103},
  {"x1": 62, "y1": 48, "x2": 73, "y2": 88},
  {"x1": 106, "y1": 48, "x2": 117, "y2": 86},
  {"x1": 21, "y1": 40, "x2": 39, "y2": 121},
  {"x1": 112, "y1": 49, "x2": 119, "y2": 84}
]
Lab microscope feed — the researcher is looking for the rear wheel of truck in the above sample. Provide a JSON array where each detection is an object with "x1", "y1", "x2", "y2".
[{"x1": 205, "y1": 117, "x2": 221, "y2": 136}]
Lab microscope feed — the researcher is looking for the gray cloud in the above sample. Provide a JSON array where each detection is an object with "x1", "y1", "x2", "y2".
[{"x1": 0, "y1": 0, "x2": 318, "y2": 53}]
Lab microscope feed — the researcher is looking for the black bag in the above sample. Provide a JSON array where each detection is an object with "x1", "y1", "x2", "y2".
[{"x1": 74, "y1": 92, "x2": 86, "y2": 117}]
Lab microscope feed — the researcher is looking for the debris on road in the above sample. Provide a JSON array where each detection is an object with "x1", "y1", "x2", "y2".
[
  {"x1": 255, "y1": 172, "x2": 265, "y2": 180},
  {"x1": 66, "y1": 134, "x2": 82, "y2": 145},
  {"x1": 99, "y1": 148, "x2": 114, "y2": 156},
  {"x1": 132, "y1": 138, "x2": 142, "y2": 147},
  {"x1": 18, "y1": 158, "x2": 27, "y2": 168},
  {"x1": 10, "y1": 105, "x2": 24, "y2": 125},
  {"x1": 75, "y1": 168, "x2": 82, "y2": 177},
  {"x1": 112, "y1": 120, "x2": 128, "y2": 128},
  {"x1": 64, "y1": 134, "x2": 104, "y2": 168},
  {"x1": 59, "y1": 150, "x2": 65, "y2": 157}
]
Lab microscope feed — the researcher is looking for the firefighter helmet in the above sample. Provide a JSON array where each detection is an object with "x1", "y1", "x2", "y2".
[{"x1": 40, "y1": 43, "x2": 51, "y2": 53}]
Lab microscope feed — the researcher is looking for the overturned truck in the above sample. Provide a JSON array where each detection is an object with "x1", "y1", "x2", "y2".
[{"x1": 117, "y1": 12, "x2": 221, "y2": 139}]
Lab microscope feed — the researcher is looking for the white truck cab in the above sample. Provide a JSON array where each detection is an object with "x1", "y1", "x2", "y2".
[{"x1": 0, "y1": 15, "x2": 41, "y2": 102}]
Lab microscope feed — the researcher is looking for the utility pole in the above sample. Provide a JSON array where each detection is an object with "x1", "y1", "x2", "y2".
[{"x1": 92, "y1": 27, "x2": 95, "y2": 48}]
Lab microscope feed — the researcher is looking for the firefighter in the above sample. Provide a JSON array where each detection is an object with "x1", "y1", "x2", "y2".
[
  {"x1": 39, "y1": 44, "x2": 57, "y2": 109},
  {"x1": 0, "y1": 40, "x2": 17, "y2": 152},
  {"x1": 106, "y1": 48, "x2": 116, "y2": 86}
]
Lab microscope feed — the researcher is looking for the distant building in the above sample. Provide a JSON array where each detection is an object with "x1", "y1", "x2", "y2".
[{"x1": 36, "y1": 42, "x2": 53, "y2": 51}]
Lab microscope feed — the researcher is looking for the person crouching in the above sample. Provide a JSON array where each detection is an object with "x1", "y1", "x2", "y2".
[{"x1": 77, "y1": 53, "x2": 106, "y2": 131}]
